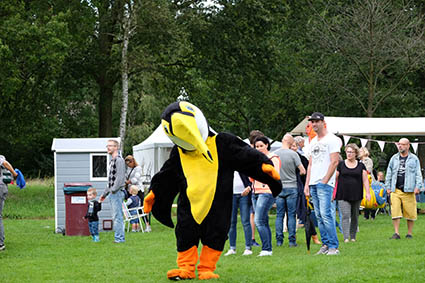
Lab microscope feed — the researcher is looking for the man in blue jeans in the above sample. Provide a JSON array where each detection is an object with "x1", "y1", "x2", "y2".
[
  {"x1": 304, "y1": 112, "x2": 342, "y2": 255},
  {"x1": 100, "y1": 139, "x2": 126, "y2": 243},
  {"x1": 274, "y1": 134, "x2": 306, "y2": 247}
]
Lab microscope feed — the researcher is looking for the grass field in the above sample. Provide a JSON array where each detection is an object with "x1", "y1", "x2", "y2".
[{"x1": 1, "y1": 182, "x2": 425, "y2": 282}]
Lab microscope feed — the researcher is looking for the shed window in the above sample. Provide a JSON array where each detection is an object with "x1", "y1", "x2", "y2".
[{"x1": 90, "y1": 154, "x2": 108, "y2": 181}]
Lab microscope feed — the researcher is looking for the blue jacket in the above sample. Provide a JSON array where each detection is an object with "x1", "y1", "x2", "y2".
[
  {"x1": 15, "y1": 169, "x2": 26, "y2": 189},
  {"x1": 385, "y1": 153, "x2": 423, "y2": 192}
]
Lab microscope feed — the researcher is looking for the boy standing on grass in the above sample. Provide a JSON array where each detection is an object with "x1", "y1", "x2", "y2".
[
  {"x1": 85, "y1": 188, "x2": 102, "y2": 242},
  {"x1": 0, "y1": 155, "x2": 18, "y2": 251},
  {"x1": 125, "y1": 185, "x2": 142, "y2": 232}
]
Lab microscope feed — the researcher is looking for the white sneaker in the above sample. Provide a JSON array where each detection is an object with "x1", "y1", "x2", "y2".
[
  {"x1": 258, "y1": 250, "x2": 272, "y2": 257},
  {"x1": 145, "y1": 226, "x2": 152, "y2": 232},
  {"x1": 315, "y1": 245, "x2": 329, "y2": 255},
  {"x1": 242, "y1": 249, "x2": 253, "y2": 256},
  {"x1": 224, "y1": 249, "x2": 236, "y2": 256},
  {"x1": 327, "y1": 248, "x2": 340, "y2": 255}
]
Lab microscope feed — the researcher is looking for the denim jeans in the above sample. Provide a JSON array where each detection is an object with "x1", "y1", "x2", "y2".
[
  {"x1": 110, "y1": 190, "x2": 125, "y2": 242},
  {"x1": 310, "y1": 183, "x2": 339, "y2": 249},
  {"x1": 228, "y1": 194, "x2": 252, "y2": 250},
  {"x1": 129, "y1": 210, "x2": 140, "y2": 224},
  {"x1": 252, "y1": 193, "x2": 275, "y2": 252},
  {"x1": 275, "y1": 188, "x2": 298, "y2": 244},
  {"x1": 88, "y1": 221, "x2": 99, "y2": 236},
  {"x1": 334, "y1": 200, "x2": 343, "y2": 233}
]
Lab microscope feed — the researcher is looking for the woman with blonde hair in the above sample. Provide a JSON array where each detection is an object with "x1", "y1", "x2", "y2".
[
  {"x1": 359, "y1": 147, "x2": 376, "y2": 220},
  {"x1": 359, "y1": 147, "x2": 374, "y2": 178},
  {"x1": 335, "y1": 144, "x2": 371, "y2": 242}
]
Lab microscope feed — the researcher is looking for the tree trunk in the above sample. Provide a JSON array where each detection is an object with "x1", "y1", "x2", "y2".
[
  {"x1": 119, "y1": 12, "x2": 131, "y2": 152},
  {"x1": 96, "y1": 2, "x2": 121, "y2": 138}
]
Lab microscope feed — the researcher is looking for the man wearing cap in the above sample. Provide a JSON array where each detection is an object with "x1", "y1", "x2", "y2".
[
  {"x1": 304, "y1": 112, "x2": 342, "y2": 255},
  {"x1": 385, "y1": 138, "x2": 423, "y2": 239}
]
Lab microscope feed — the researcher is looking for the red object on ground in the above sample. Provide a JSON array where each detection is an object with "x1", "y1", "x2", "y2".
[{"x1": 64, "y1": 184, "x2": 91, "y2": 236}]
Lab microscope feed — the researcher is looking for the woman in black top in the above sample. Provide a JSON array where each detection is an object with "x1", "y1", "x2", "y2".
[{"x1": 335, "y1": 144, "x2": 371, "y2": 243}]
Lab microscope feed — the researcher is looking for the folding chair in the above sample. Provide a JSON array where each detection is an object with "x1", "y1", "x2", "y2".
[{"x1": 122, "y1": 202, "x2": 149, "y2": 233}]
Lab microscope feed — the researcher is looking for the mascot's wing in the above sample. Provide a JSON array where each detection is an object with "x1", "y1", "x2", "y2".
[
  {"x1": 149, "y1": 147, "x2": 182, "y2": 228},
  {"x1": 217, "y1": 133, "x2": 282, "y2": 197}
]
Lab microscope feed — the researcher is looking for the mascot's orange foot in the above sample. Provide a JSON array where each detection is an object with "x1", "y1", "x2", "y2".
[
  {"x1": 167, "y1": 269, "x2": 196, "y2": 281},
  {"x1": 198, "y1": 271, "x2": 220, "y2": 280}
]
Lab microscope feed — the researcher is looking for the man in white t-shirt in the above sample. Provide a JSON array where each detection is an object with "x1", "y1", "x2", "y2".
[{"x1": 304, "y1": 112, "x2": 342, "y2": 255}]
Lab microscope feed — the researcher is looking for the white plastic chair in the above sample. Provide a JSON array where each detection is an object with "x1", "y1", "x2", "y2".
[{"x1": 122, "y1": 202, "x2": 149, "y2": 233}]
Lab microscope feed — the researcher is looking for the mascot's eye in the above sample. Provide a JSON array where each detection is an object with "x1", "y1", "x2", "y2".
[
  {"x1": 186, "y1": 106, "x2": 194, "y2": 112},
  {"x1": 164, "y1": 125, "x2": 169, "y2": 134}
]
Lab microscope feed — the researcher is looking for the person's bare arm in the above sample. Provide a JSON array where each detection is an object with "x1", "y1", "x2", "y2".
[
  {"x1": 321, "y1": 152, "x2": 339, "y2": 184},
  {"x1": 3, "y1": 161, "x2": 17, "y2": 178},
  {"x1": 298, "y1": 164, "x2": 306, "y2": 176},
  {"x1": 304, "y1": 157, "x2": 312, "y2": 197},
  {"x1": 362, "y1": 169, "x2": 371, "y2": 201}
]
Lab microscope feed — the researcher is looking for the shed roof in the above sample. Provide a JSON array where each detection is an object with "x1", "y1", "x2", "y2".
[{"x1": 51, "y1": 138, "x2": 121, "y2": 153}]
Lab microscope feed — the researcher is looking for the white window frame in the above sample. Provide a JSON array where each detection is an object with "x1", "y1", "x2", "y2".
[{"x1": 89, "y1": 153, "x2": 109, "y2": 181}]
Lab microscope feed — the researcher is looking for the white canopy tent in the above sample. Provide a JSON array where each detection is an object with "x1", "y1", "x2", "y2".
[
  {"x1": 290, "y1": 117, "x2": 425, "y2": 136},
  {"x1": 134, "y1": 126, "x2": 283, "y2": 176},
  {"x1": 132, "y1": 125, "x2": 174, "y2": 176}
]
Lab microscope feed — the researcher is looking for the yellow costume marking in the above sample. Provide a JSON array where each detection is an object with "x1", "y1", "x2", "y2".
[{"x1": 178, "y1": 136, "x2": 218, "y2": 224}]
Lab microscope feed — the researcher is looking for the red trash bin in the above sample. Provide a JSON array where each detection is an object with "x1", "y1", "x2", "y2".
[{"x1": 63, "y1": 183, "x2": 92, "y2": 236}]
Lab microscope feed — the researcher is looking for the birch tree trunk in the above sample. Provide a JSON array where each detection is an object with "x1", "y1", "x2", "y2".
[{"x1": 119, "y1": 9, "x2": 131, "y2": 153}]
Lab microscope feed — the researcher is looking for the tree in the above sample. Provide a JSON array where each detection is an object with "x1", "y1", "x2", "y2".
[
  {"x1": 183, "y1": 0, "x2": 305, "y2": 139},
  {"x1": 119, "y1": 1, "x2": 134, "y2": 152},
  {"x1": 309, "y1": 0, "x2": 425, "y2": 118},
  {"x1": 0, "y1": 1, "x2": 74, "y2": 175}
]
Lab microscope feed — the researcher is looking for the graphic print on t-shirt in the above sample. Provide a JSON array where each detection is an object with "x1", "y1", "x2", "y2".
[
  {"x1": 310, "y1": 142, "x2": 327, "y2": 164},
  {"x1": 396, "y1": 155, "x2": 407, "y2": 190}
]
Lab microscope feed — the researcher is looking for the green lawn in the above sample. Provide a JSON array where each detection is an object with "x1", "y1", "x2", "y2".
[
  {"x1": 1, "y1": 182, "x2": 425, "y2": 282},
  {"x1": 3, "y1": 179, "x2": 55, "y2": 219}
]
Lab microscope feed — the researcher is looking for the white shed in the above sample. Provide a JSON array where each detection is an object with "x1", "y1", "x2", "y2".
[
  {"x1": 132, "y1": 125, "x2": 173, "y2": 176},
  {"x1": 51, "y1": 137, "x2": 120, "y2": 233}
]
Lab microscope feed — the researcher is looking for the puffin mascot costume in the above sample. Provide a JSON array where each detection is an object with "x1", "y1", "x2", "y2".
[{"x1": 143, "y1": 101, "x2": 282, "y2": 280}]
